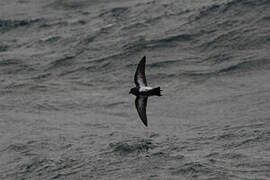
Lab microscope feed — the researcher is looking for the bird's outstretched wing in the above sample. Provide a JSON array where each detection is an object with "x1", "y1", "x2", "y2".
[
  {"x1": 135, "y1": 96, "x2": 148, "y2": 126},
  {"x1": 134, "y1": 56, "x2": 147, "y2": 87}
]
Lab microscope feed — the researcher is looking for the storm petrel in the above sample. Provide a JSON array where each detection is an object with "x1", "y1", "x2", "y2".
[{"x1": 129, "y1": 56, "x2": 162, "y2": 126}]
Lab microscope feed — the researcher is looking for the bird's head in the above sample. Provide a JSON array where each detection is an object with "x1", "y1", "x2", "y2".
[{"x1": 129, "y1": 87, "x2": 138, "y2": 96}]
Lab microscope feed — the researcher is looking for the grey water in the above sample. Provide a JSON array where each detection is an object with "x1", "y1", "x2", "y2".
[{"x1": 0, "y1": 0, "x2": 270, "y2": 179}]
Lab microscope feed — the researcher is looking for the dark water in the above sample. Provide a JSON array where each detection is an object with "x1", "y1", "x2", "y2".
[{"x1": 1, "y1": 0, "x2": 270, "y2": 179}]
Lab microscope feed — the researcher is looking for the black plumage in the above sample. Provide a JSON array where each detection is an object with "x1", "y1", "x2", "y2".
[{"x1": 129, "y1": 56, "x2": 162, "y2": 126}]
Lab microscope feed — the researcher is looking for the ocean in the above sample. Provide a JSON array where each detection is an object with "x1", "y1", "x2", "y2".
[{"x1": 0, "y1": 0, "x2": 270, "y2": 179}]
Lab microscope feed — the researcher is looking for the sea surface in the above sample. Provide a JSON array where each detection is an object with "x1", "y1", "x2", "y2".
[{"x1": 1, "y1": 0, "x2": 270, "y2": 179}]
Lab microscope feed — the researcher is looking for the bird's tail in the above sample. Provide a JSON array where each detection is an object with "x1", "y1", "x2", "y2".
[{"x1": 152, "y1": 87, "x2": 162, "y2": 96}]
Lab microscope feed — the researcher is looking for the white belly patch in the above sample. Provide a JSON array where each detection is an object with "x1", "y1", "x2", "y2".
[{"x1": 139, "y1": 86, "x2": 152, "y2": 92}]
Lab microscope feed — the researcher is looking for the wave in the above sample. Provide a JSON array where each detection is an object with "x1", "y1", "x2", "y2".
[
  {"x1": 0, "y1": 59, "x2": 35, "y2": 75},
  {"x1": 47, "y1": 0, "x2": 90, "y2": 10},
  {"x1": 194, "y1": 0, "x2": 270, "y2": 19},
  {"x1": 218, "y1": 58, "x2": 270, "y2": 74},
  {"x1": 0, "y1": 44, "x2": 8, "y2": 52},
  {"x1": 99, "y1": 7, "x2": 129, "y2": 19},
  {"x1": 109, "y1": 139, "x2": 155, "y2": 155},
  {"x1": 171, "y1": 162, "x2": 212, "y2": 176},
  {"x1": 0, "y1": 18, "x2": 42, "y2": 33},
  {"x1": 178, "y1": 58, "x2": 269, "y2": 79},
  {"x1": 47, "y1": 56, "x2": 75, "y2": 70},
  {"x1": 192, "y1": 0, "x2": 270, "y2": 51}
]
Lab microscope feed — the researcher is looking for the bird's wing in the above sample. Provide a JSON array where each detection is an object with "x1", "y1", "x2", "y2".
[
  {"x1": 135, "y1": 96, "x2": 148, "y2": 126},
  {"x1": 134, "y1": 56, "x2": 147, "y2": 87}
]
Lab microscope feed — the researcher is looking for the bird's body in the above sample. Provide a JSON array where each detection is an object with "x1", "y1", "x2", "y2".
[
  {"x1": 130, "y1": 86, "x2": 161, "y2": 96},
  {"x1": 129, "y1": 56, "x2": 162, "y2": 126},
  {"x1": 140, "y1": 86, "x2": 153, "y2": 92}
]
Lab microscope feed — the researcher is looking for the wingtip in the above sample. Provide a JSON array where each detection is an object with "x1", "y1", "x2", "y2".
[
  {"x1": 141, "y1": 56, "x2": 146, "y2": 62},
  {"x1": 141, "y1": 118, "x2": 148, "y2": 127},
  {"x1": 144, "y1": 122, "x2": 148, "y2": 127}
]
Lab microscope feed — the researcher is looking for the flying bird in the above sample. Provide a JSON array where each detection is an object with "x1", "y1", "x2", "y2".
[{"x1": 129, "y1": 56, "x2": 162, "y2": 126}]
